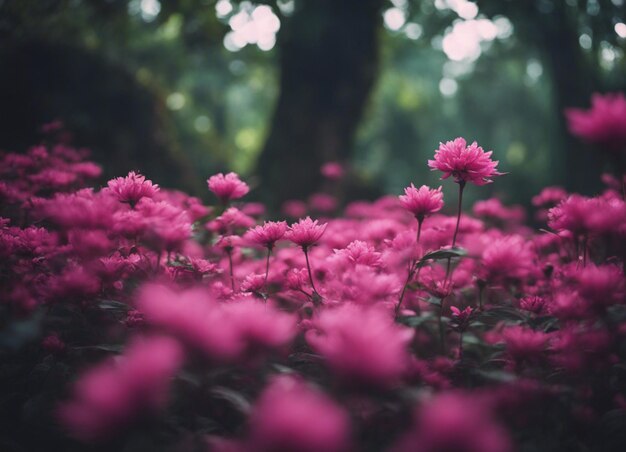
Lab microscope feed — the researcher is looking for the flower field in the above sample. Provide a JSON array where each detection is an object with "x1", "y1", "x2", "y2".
[{"x1": 1, "y1": 101, "x2": 626, "y2": 451}]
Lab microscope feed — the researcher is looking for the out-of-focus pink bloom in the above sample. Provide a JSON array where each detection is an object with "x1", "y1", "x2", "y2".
[
  {"x1": 247, "y1": 375, "x2": 351, "y2": 452},
  {"x1": 282, "y1": 200, "x2": 308, "y2": 218},
  {"x1": 208, "y1": 207, "x2": 255, "y2": 234},
  {"x1": 428, "y1": 137, "x2": 503, "y2": 186},
  {"x1": 550, "y1": 327, "x2": 612, "y2": 372},
  {"x1": 499, "y1": 326, "x2": 548, "y2": 364},
  {"x1": 246, "y1": 221, "x2": 288, "y2": 249},
  {"x1": 399, "y1": 184, "x2": 444, "y2": 220},
  {"x1": 565, "y1": 92, "x2": 626, "y2": 151},
  {"x1": 321, "y1": 161, "x2": 344, "y2": 180},
  {"x1": 519, "y1": 295, "x2": 546, "y2": 315},
  {"x1": 575, "y1": 264, "x2": 625, "y2": 310},
  {"x1": 480, "y1": 235, "x2": 535, "y2": 284},
  {"x1": 473, "y1": 198, "x2": 526, "y2": 224},
  {"x1": 58, "y1": 336, "x2": 184, "y2": 441},
  {"x1": 207, "y1": 172, "x2": 249, "y2": 203},
  {"x1": 532, "y1": 186, "x2": 568, "y2": 207},
  {"x1": 286, "y1": 217, "x2": 327, "y2": 248},
  {"x1": 306, "y1": 304, "x2": 414, "y2": 387},
  {"x1": 548, "y1": 195, "x2": 626, "y2": 235},
  {"x1": 136, "y1": 284, "x2": 296, "y2": 361},
  {"x1": 309, "y1": 193, "x2": 337, "y2": 213},
  {"x1": 393, "y1": 392, "x2": 512, "y2": 452},
  {"x1": 106, "y1": 171, "x2": 159, "y2": 206}
]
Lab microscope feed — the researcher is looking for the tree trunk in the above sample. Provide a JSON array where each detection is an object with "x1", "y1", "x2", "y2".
[{"x1": 256, "y1": 0, "x2": 385, "y2": 208}]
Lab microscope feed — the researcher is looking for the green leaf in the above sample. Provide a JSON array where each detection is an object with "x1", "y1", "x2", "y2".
[{"x1": 417, "y1": 247, "x2": 467, "y2": 267}]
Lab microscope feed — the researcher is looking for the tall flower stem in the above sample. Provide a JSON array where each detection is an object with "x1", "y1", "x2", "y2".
[
  {"x1": 263, "y1": 246, "x2": 272, "y2": 290},
  {"x1": 451, "y1": 181, "x2": 466, "y2": 248},
  {"x1": 396, "y1": 218, "x2": 424, "y2": 318},
  {"x1": 445, "y1": 181, "x2": 466, "y2": 285},
  {"x1": 458, "y1": 331, "x2": 464, "y2": 360},
  {"x1": 226, "y1": 248, "x2": 235, "y2": 291},
  {"x1": 303, "y1": 246, "x2": 320, "y2": 300}
]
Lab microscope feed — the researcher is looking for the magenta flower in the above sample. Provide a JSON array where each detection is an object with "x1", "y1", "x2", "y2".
[
  {"x1": 399, "y1": 184, "x2": 444, "y2": 219},
  {"x1": 58, "y1": 336, "x2": 184, "y2": 441},
  {"x1": 393, "y1": 392, "x2": 512, "y2": 452},
  {"x1": 107, "y1": 171, "x2": 159, "y2": 206},
  {"x1": 428, "y1": 137, "x2": 503, "y2": 186},
  {"x1": 565, "y1": 92, "x2": 626, "y2": 151},
  {"x1": 286, "y1": 216, "x2": 327, "y2": 249},
  {"x1": 450, "y1": 306, "x2": 473, "y2": 332},
  {"x1": 321, "y1": 161, "x2": 344, "y2": 180},
  {"x1": 207, "y1": 172, "x2": 249, "y2": 203},
  {"x1": 305, "y1": 304, "x2": 414, "y2": 387},
  {"x1": 247, "y1": 375, "x2": 352, "y2": 452},
  {"x1": 246, "y1": 220, "x2": 288, "y2": 249}
]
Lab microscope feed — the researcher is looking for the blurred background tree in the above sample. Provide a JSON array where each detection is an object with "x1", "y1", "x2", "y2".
[{"x1": 0, "y1": 0, "x2": 624, "y2": 207}]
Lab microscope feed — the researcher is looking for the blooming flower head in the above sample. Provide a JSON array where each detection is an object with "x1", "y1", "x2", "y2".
[
  {"x1": 246, "y1": 220, "x2": 288, "y2": 249},
  {"x1": 565, "y1": 92, "x2": 626, "y2": 151},
  {"x1": 305, "y1": 304, "x2": 414, "y2": 387},
  {"x1": 106, "y1": 171, "x2": 159, "y2": 206},
  {"x1": 58, "y1": 336, "x2": 184, "y2": 441},
  {"x1": 428, "y1": 137, "x2": 503, "y2": 186},
  {"x1": 286, "y1": 217, "x2": 327, "y2": 248},
  {"x1": 399, "y1": 184, "x2": 444, "y2": 219},
  {"x1": 207, "y1": 172, "x2": 249, "y2": 203},
  {"x1": 393, "y1": 392, "x2": 512, "y2": 452},
  {"x1": 247, "y1": 375, "x2": 352, "y2": 452},
  {"x1": 450, "y1": 306, "x2": 473, "y2": 332}
]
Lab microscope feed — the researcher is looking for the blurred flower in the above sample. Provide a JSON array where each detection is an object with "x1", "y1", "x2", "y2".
[{"x1": 207, "y1": 172, "x2": 249, "y2": 203}]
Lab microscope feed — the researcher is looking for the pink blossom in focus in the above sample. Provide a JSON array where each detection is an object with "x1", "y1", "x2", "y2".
[
  {"x1": 398, "y1": 184, "x2": 444, "y2": 219},
  {"x1": 247, "y1": 375, "x2": 351, "y2": 452},
  {"x1": 565, "y1": 92, "x2": 626, "y2": 151},
  {"x1": 106, "y1": 171, "x2": 159, "y2": 206},
  {"x1": 207, "y1": 172, "x2": 249, "y2": 203},
  {"x1": 428, "y1": 137, "x2": 503, "y2": 186},
  {"x1": 245, "y1": 221, "x2": 288, "y2": 249},
  {"x1": 286, "y1": 217, "x2": 327, "y2": 248}
]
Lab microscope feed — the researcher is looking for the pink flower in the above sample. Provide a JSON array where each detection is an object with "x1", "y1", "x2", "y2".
[
  {"x1": 247, "y1": 375, "x2": 351, "y2": 452},
  {"x1": 305, "y1": 304, "x2": 414, "y2": 387},
  {"x1": 565, "y1": 92, "x2": 626, "y2": 151},
  {"x1": 450, "y1": 306, "x2": 473, "y2": 332},
  {"x1": 207, "y1": 172, "x2": 249, "y2": 202},
  {"x1": 286, "y1": 217, "x2": 327, "y2": 248},
  {"x1": 246, "y1": 221, "x2": 288, "y2": 248},
  {"x1": 136, "y1": 284, "x2": 296, "y2": 361},
  {"x1": 321, "y1": 161, "x2": 344, "y2": 180},
  {"x1": 428, "y1": 137, "x2": 503, "y2": 186},
  {"x1": 575, "y1": 264, "x2": 625, "y2": 310},
  {"x1": 519, "y1": 295, "x2": 546, "y2": 315},
  {"x1": 398, "y1": 184, "x2": 444, "y2": 219},
  {"x1": 480, "y1": 235, "x2": 536, "y2": 284},
  {"x1": 106, "y1": 171, "x2": 159, "y2": 205},
  {"x1": 393, "y1": 392, "x2": 512, "y2": 452},
  {"x1": 58, "y1": 336, "x2": 184, "y2": 441},
  {"x1": 532, "y1": 186, "x2": 568, "y2": 207}
]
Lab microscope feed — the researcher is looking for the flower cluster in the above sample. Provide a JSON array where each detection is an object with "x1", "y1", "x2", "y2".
[{"x1": 1, "y1": 126, "x2": 626, "y2": 452}]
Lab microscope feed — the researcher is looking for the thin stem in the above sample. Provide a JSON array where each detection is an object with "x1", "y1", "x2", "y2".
[
  {"x1": 451, "y1": 181, "x2": 466, "y2": 248},
  {"x1": 396, "y1": 262, "x2": 415, "y2": 317},
  {"x1": 458, "y1": 331, "x2": 464, "y2": 360},
  {"x1": 582, "y1": 234, "x2": 588, "y2": 267},
  {"x1": 416, "y1": 217, "x2": 423, "y2": 244},
  {"x1": 227, "y1": 249, "x2": 235, "y2": 292},
  {"x1": 303, "y1": 246, "x2": 320, "y2": 296},
  {"x1": 263, "y1": 246, "x2": 272, "y2": 290}
]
